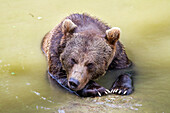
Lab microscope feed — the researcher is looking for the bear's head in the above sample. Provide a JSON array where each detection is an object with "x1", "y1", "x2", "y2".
[{"x1": 60, "y1": 19, "x2": 120, "y2": 91}]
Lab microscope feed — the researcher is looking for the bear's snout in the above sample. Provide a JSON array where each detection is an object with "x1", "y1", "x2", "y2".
[
  {"x1": 67, "y1": 64, "x2": 90, "y2": 91},
  {"x1": 68, "y1": 78, "x2": 80, "y2": 90}
]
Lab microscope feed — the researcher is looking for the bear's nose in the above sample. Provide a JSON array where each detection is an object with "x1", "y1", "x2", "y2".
[{"x1": 68, "y1": 78, "x2": 80, "y2": 90}]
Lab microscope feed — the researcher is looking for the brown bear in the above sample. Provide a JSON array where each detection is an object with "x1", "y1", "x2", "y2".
[{"x1": 41, "y1": 13, "x2": 133, "y2": 97}]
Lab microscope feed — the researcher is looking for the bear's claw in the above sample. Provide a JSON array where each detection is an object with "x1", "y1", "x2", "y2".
[
  {"x1": 77, "y1": 81, "x2": 107, "y2": 97},
  {"x1": 110, "y1": 74, "x2": 134, "y2": 95},
  {"x1": 105, "y1": 89, "x2": 111, "y2": 94},
  {"x1": 123, "y1": 90, "x2": 127, "y2": 95},
  {"x1": 104, "y1": 89, "x2": 112, "y2": 95},
  {"x1": 111, "y1": 87, "x2": 133, "y2": 95},
  {"x1": 97, "y1": 92, "x2": 102, "y2": 97},
  {"x1": 104, "y1": 91, "x2": 108, "y2": 95}
]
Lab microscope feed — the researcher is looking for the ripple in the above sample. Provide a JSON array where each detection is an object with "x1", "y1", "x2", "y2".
[
  {"x1": 56, "y1": 95, "x2": 143, "y2": 113},
  {"x1": 31, "y1": 90, "x2": 54, "y2": 104},
  {"x1": 31, "y1": 91, "x2": 40, "y2": 96}
]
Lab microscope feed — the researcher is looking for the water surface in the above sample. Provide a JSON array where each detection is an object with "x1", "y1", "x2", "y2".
[{"x1": 0, "y1": 0, "x2": 170, "y2": 113}]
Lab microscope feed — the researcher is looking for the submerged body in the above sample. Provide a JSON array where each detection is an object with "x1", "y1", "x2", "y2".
[{"x1": 42, "y1": 14, "x2": 133, "y2": 97}]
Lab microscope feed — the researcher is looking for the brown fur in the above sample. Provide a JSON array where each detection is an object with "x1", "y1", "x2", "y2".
[{"x1": 41, "y1": 13, "x2": 131, "y2": 92}]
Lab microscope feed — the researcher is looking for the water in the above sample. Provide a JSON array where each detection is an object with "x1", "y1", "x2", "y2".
[{"x1": 0, "y1": 0, "x2": 170, "y2": 113}]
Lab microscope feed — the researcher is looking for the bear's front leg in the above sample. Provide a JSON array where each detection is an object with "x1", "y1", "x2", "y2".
[
  {"x1": 77, "y1": 81, "x2": 110, "y2": 97},
  {"x1": 110, "y1": 73, "x2": 134, "y2": 95}
]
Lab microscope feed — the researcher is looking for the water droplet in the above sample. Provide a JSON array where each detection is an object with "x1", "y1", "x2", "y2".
[
  {"x1": 11, "y1": 72, "x2": 16, "y2": 75},
  {"x1": 26, "y1": 83, "x2": 31, "y2": 85},
  {"x1": 37, "y1": 17, "x2": 42, "y2": 20},
  {"x1": 110, "y1": 98, "x2": 115, "y2": 100},
  {"x1": 32, "y1": 91, "x2": 40, "y2": 96},
  {"x1": 36, "y1": 105, "x2": 38, "y2": 110},
  {"x1": 130, "y1": 106, "x2": 138, "y2": 111},
  {"x1": 45, "y1": 107, "x2": 50, "y2": 110},
  {"x1": 58, "y1": 109, "x2": 65, "y2": 113},
  {"x1": 41, "y1": 97, "x2": 46, "y2": 100},
  {"x1": 135, "y1": 103, "x2": 142, "y2": 107},
  {"x1": 12, "y1": 26, "x2": 16, "y2": 28},
  {"x1": 47, "y1": 100, "x2": 54, "y2": 103}
]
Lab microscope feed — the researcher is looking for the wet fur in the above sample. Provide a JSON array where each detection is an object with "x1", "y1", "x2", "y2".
[{"x1": 41, "y1": 13, "x2": 133, "y2": 97}]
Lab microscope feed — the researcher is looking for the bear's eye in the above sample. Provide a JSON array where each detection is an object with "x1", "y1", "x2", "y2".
[
  {"x1": 86, "y1": 63, "x2": 94, "y2": 70},
  {"x1": 71, "y1": 58, "x2": 77, "y2": 65}
]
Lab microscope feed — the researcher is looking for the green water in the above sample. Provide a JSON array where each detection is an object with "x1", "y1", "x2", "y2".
[{"x1": 0, "y1": 0, "x2": 170, "y2": 113}]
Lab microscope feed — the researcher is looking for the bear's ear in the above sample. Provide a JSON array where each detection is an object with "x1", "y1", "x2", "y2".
[
  {"x1": 106, "y1": 27, "x2": 121, "y2": 45},
  {"x1": 62, "y1": 19, "x2": 77, "y2": 35}
]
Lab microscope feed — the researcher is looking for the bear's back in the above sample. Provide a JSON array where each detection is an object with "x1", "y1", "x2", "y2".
[{"x1": 65, "y1": 14, "x2": 110, "y2": 36}]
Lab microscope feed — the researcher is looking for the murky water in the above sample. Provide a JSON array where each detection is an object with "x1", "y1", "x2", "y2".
[{"x1": 0, "y1": 0, "x2": 170, "y2": 113}]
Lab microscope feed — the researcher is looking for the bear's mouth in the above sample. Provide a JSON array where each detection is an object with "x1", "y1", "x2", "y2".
[
  {"x1": 67, "y1": 75, "x2": 90, "y2": 91},
  {"x1": 68, "y1": 78, "x2": 80, "y2": 90}
]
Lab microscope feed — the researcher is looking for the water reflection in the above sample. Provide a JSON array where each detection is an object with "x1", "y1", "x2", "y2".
[{"x1": 0, "y1": 0, "x2": 170, "y2": 113}]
